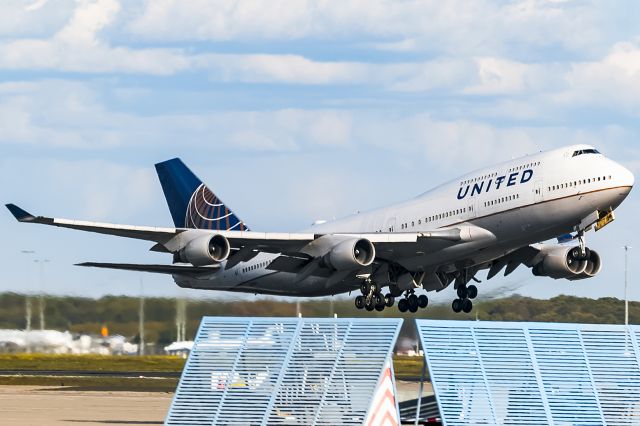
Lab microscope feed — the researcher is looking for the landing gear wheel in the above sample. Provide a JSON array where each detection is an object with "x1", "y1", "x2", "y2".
[
  {"x1": 452, "y1": 299, "x2": 463, "y2": 313},
  {"x1": 457, "y1": 286, "x2": 468, "y2": 299},
  {"x1": 355, "y1": 295, "x2": 365, "y2": 310},
  {"x1": 375, "y1": 302, "x2": 386, "y2": 312},
  {"x1": 374, "y1": 292, "x2": 385, "y2": 306},
  {"x1": 398, "y1": 299, "x2": 408, "y2": 313},
  {"x1": 418, "y1": 295, "x2": 429, "y2": 309},
  {"x1": 365, "y1": 300, "x2": 375, "y2": 311},
  {"x1": 384, "y1": 294, "x2": 395, "y2": 308},
  {"x1": 462, "y1": 298, "x2": 473, "y2": 313},
  {"x1": 408, "y1": 295, "x2": 419, "y2": 312},
  {"x1": 360, "y1": 283, "x2": 369, "y2": 295},
  {"x1": 467, "y1": 285, "x2": 478, "y2": 300},
  {"x1": 570, "y1": 246, "x2": 590, "y2": 261}
]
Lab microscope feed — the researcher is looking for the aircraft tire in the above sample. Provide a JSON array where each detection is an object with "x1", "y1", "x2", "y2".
[
  {"x1": 355, "y1": 295, "x2": 365, "y2": 310},
  {"x1": 418, "y1": 295, "x2": 429, "y2": 309},
  {"x1": 462, "y1": 299, "x2": 473, "y2": 313},
  {"x1": 452, "y1": 299, "x2": 463, "y2": 313},
  {"x1": 384, "y1": 294, "x2": 395, "y2": 307},
  {"x1": 398, "y1": 299, "x2": 408, "y2": 313},
  {"x1": 467, "y1": 285, "x2": 478, "y2": 299},
  {"x1": 456, "y1": 286, "x2": 468, "y2": 299},
  {"x1": 408, "y1": 294, "x2": 419, "y2": 312}
]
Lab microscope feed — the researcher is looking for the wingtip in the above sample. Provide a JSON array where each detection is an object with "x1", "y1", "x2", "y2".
[{"x1": 5, "y1": 203, "x2": 35, "y2": 222}]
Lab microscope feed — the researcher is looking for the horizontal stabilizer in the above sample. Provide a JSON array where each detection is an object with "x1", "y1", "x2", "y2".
[{"x1": 77, "y1": 262, "x2": 219, "y2": 275}]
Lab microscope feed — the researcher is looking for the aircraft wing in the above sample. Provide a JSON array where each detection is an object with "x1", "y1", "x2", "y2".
[
  {"x1": 7, "y1": 203, "x2": 495, "y2": 274},
  {"x1": 77, "y1": 262, "x2": 220, "y2": 275},
  {"x1": 6, "y1": 204, "x2": 180, "y2": 244}
]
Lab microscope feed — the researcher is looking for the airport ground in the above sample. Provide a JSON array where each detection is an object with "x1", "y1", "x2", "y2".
[
  {"x1": 0, "y1": 386, "x2": 172, "y2": 425},
  {"x1": 0, "y1": 382, "x2": 431, "y2": 426},
  {"x1": 0, "y1": 354, "x2": 431, "y2": 425}
]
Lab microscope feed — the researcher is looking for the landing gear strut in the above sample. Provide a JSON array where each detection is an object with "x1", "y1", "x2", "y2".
[
  {"x1": 452, "y1": 283, "x2": 477, "y2": 314},
  {"x1": 570, "y1": 232, "x2": 590, "y2": 261}
]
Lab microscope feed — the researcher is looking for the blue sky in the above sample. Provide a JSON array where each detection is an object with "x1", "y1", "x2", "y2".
[{"x1": 1, "y1": 0, "x2": 639, "y2": 302}]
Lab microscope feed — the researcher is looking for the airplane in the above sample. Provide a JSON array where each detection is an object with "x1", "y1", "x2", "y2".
[{"x1": 6, "y1": 144, "x2": 634, "y2": 314}]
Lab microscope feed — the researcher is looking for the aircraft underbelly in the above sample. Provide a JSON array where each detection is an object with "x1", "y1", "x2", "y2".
[{"x1": 173, "y1": 272, "x2": 351, "y2": 297}]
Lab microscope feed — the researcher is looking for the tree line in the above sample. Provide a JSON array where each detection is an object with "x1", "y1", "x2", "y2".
[{"x1": 0, "y1": 293, "x2": 636, "y2": 345}]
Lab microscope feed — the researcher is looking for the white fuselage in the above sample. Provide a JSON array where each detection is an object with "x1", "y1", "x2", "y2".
[{"x1": 174, "y1": 145, "x2": 634, "y2": 296}]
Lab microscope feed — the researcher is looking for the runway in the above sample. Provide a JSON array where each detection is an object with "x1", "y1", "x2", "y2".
[
  {"x1": 0, "y1": 386, "x2": 172, "y2": 426},
  {"x1": 0, "y1": 370, "x2": 180, "y2": 378}
]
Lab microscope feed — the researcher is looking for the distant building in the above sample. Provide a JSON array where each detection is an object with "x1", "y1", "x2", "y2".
[
  {"x1": 0, "y1": 329, "x2": 138, "y2": 355},
  {"x1": 164, "y1": 341, "x2": 194, "y2": 358}
]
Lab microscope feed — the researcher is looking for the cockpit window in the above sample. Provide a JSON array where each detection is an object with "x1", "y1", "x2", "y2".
[{"x1": 572, "y1": 149, "x2": 600, "y2": 157}]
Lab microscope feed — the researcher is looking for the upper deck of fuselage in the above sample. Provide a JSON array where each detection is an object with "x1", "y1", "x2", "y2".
[{"x1": 306, "y1": 144, "x2": 626, "y2": 234}]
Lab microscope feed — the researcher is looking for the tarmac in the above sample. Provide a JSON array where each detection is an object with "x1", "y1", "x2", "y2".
[
  {"x1": 0, "y1": 386, "x2": 172, "y2": 425},
  {"x1": 0, "y1": 381, "x2": 433, "y2": 425}
]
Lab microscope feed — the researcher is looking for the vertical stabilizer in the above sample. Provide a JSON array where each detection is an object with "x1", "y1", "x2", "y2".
[{"x1": 154, "y1": 159, "x2": 249, "y2": 231}]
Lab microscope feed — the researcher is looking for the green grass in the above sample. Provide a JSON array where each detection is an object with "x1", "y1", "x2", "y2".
[
  {"x1": 0, "y1": 353, "x2": 428, "y2": 390},
  {"x1": 0, "y1": 375, "x2": 178, "y2": 392},
  {"x1": 0, "y1": 354, "x2": 185, "y2": 372},
  {"x1": 393, "y1": 355, "x2": 428, "y2": 380}
]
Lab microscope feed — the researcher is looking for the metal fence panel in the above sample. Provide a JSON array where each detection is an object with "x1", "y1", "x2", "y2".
[
  {"x1": 417, "y1": 320, "x2": 640, "y2": 426},
  {"x1": 166, "y1": 317, "x2": 402, "y2": 426}
]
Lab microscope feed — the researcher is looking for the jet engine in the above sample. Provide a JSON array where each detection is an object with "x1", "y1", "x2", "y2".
[
  {"x1": 179, "y1": 234, "x2": 230, "y2": 266},
  {"x1": 567, "y1": 249, "x2": 602, "y2": 281},
  {"x1": 323, "y1": 238, "x2": 375, "y2": 270},
  {"x1": 532, "y1": 245, "x2": 590, "y2": 280}
]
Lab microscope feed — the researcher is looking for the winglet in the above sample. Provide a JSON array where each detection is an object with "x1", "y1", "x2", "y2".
[{"x1": 5, "y1": 204, "x2": 35, "y2": 222}]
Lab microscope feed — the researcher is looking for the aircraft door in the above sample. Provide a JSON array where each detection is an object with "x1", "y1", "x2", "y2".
[
  {"x1": 534, "y1": 180, "x2": 544, "y2": 203},
  {"x1": 385, "y1": 217, "x2": 397, "y2": 233}
]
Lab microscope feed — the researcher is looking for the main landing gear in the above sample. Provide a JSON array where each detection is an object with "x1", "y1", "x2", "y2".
[
  {"x1": 397, "y1": 291, "x2": 429, "y2": 313},
  {"x1": 354, "y1": 281, "x2": 430, "y2": 313},
  {"x1": 452, "y1": 283, "x2": 477, "y2": 314},
  {"x1": 354, "y1": 281, "x2": 394, "y2": 312}
]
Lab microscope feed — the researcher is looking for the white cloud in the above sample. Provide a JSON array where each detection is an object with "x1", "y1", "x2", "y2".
[
  {"x1": 0, "y1": 0, "x2": 189, "y2": 75},
  {"x1": 126, "y1": 0, "x2": 624, "y2": 58},
  {"x1": 559, "y1": 41, "x2": 640, "y2": 112}
]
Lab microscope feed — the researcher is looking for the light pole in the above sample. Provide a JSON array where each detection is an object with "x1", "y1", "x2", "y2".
[
  {"x1": 139, "y1": 277, "x2": 145, "y2": 356},
  {"x1": 33, "y1": 258, "x2": 50, "y2": 331},
  {"x1": 625, "y1": 246, "x2": 632, "y2": 326},
  {"x1": 20, "y1": 250, "x2": 35, "y2": 333}
]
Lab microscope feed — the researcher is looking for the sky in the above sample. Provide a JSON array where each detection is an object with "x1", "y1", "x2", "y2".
[{"x1": 1, "y1": 0, "x2": 640, "y2": 303}]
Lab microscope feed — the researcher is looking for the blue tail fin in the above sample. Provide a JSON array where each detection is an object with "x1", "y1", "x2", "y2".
[{"x1": 155, "y1": 158, "x2": 249, "y2": 231}]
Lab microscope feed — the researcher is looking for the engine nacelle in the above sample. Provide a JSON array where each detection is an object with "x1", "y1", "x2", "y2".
[
  {"x1": 324, "y1": 238, "x2": 375, "y2": 270},
  {"x1": 568, "y1": 250, "x2": 602, "y2": 281},
  {"x1": 179, "y1": 234, "x2": 230, "y2": 266},
  {"x1": 532, "y1": 246, "x2": 588, "y2": 279}
]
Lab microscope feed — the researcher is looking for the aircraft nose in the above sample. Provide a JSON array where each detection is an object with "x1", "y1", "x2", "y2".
[{"x1": 619, "y1": 163, "x2": 635, "y2": 189}]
